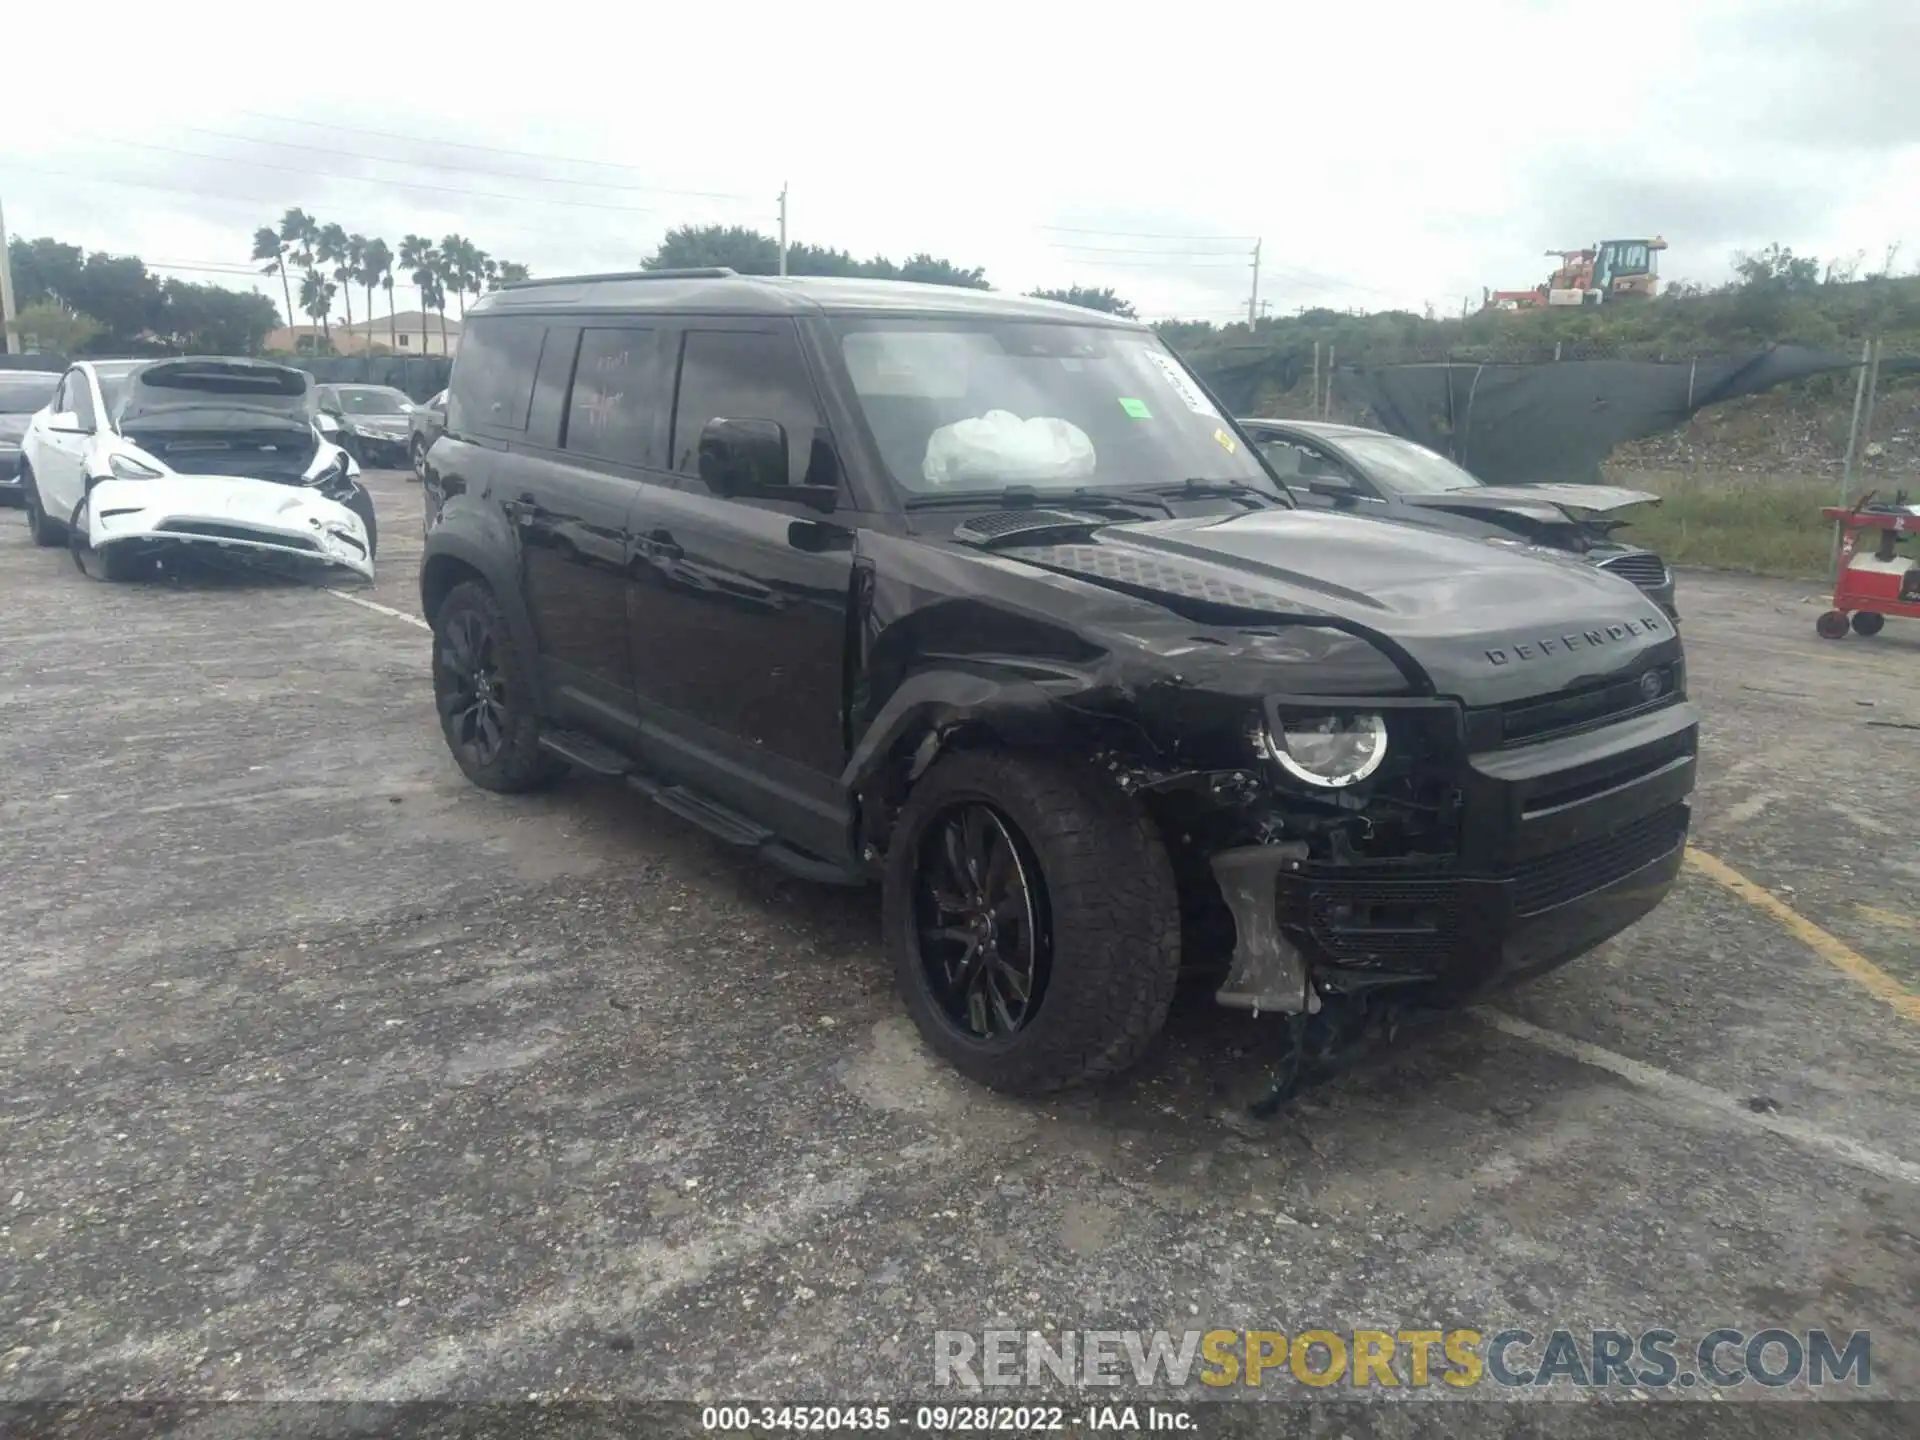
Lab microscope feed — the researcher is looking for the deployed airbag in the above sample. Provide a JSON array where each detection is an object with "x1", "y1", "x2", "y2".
[{"x1": 922, "y1": 410, "x2": 1096, "y2": 488}]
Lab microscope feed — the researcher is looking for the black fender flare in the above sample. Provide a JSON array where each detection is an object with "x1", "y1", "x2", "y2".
[{"x1": 841, "y1": 666, "x2": 1080, "y2": 805}]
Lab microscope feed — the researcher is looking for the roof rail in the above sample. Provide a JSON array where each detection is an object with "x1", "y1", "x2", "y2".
[{"x1": 499, "y1": 267, "x2": 739, "y2": 290}]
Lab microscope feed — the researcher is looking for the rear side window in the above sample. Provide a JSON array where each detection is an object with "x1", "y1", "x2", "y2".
[
  {"x1": 671, "y1": 327, "x2": 823, "y2": 488},
  {"x1": 565, "y1": 327, "x2": 662, "y2": 469},
  {"x1": 448, "y1": 317, "x2": 545, "y2": 434}
]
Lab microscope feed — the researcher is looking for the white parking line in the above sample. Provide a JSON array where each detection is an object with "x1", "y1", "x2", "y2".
[
  {"x1": 1473, "y1": 1007, "x2": 1920, "y2": 1187},
  {"x1": 326, "y1": 588, "x2": 431, "y2": 631}
]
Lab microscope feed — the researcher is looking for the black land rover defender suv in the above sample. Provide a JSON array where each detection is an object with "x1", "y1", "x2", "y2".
[{"x1": 420, "y1": 270, "x2": 1698, "y2": 1096}]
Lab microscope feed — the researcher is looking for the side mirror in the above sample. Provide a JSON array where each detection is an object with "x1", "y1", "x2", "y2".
[
  {"x1": 698, "y1": 417, "x2": 837, "y2": 514},
  {"x1": 1306, "y1": 478, "x2": 1355, "y2": 501},
  {"x1": 47, "y1": 411, "x2": 86, "y2": 434}
]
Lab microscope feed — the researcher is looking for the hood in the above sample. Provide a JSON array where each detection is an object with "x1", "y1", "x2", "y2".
[
  {"x1": 1402, "y1": 483, "x2": 1659, "y2": 519},
  {"x1": 996, "y1": 509, "x2": 1676, "y2": 705}
]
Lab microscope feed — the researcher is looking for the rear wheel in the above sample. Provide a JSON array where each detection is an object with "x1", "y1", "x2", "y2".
[
  {"x1": 1816, "y1": 609, "x2": 1851, "y2": 640},
  {"x1": 1851, "y1": 610, "x2": 1885, "y2": 637},
  {"x1": 431, "y1": 580, "x2": 561, "y2": 793},
  {"x1": 22, "y1": 466, "x2": 62, "y2": 547},
  {"x1": 884, "y1": 751, "x2": 1182, "y2": 1095}
]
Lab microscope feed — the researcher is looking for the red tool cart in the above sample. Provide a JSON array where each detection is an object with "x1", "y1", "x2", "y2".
[{"x1": 1817, "y1": 491, "x2": 1920, "y2": 639}]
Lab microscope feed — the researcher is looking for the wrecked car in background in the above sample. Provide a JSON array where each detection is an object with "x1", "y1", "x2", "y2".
[
  {"x1": 421, "y1": 272, "x2": 1699, "y2": 1096},
  {"x1": 1, "y1": 369, "x2": 62, "y2": 505},
  {"x1": 19, "y1": 358, "x2": 376, "y2": 583},
  {"x1": 314, "y1": 382, "x2": 418, "y2": 468},
  {"x1": 1240, "y1": 418, "x2": 1677, "y2": 618}
]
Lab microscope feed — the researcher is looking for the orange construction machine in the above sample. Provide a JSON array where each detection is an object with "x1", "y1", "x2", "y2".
[{"x1": 1483, "y1": 237, "x2": 1668, "y2": 311}]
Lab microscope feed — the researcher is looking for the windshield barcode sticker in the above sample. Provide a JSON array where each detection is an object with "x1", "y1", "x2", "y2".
[{"x1": 1146, "y1": 352, "x2": 1220, "y2": 419}]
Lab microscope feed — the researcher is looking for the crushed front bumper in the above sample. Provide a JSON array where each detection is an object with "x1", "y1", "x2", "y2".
[
  {"x1": 83, "y1": 475, "x2": 374, "y2": 581},
  {"x1": 1213, "y1": 700, "x2": 1699, "y2": 1010}
]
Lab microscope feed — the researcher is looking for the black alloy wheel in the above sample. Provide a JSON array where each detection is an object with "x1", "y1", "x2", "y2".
[
  {"x1": 437, "y1": 604, "x2": 510, "y2": 768},
  {"x1": 913, "y1": 802, "x2": 1046, "y2": 1042},
  {"x1": 430, "y1": 581, "x2": 561, "y2": 793}
]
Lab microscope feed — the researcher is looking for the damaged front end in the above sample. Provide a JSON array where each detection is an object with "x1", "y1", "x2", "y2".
[{"x1": 74, "y1": 475, "x2": 374, "y2": 582}]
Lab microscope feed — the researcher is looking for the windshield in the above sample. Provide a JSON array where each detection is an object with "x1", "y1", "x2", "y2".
[
  {"x1": 0, "y1": 374, "x2": 59, "y2": 414},
  {"x1": 334, "y1": 386, "x2": 411, "y2": 415},
  {"x1": 830, "y1": 318, "x2": 1283, "y2": 499},
  {"x1": 90, "y1": 362, "x2": 145, "y2": 417},
  {"x1": 1342, "y1": 433, "x2": 1484, "y2": 494}
]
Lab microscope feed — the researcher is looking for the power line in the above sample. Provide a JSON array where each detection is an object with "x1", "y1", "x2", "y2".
[
  {"x1": 1037, "y1": 222, "x2": 1259, "y2": 241},
  {"x1": 183, "y1": 125, "x2": 756, "y2": 203},
  {"x1": 78, "y1": 136, "x2": 663, "y2": 215}
]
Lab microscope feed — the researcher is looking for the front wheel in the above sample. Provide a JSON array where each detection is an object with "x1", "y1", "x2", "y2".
[
  {"x1": 344, "y1": 485, "x2": 379, "y2": 560},
  {"x1": 1816, "y1": 609, "x2": 1851, "y2": 640},
  {"x1": 883, "y1": 751, "x2": 1182, "y2": 1095},
  {"x1": 431, "y1": 580, "x2": 562, "y2": 793},
  {"x1": 1852, "y1": 610, "x2": 1885, "y2": 637},
  {"x1": 22, "y1": 467, "x2": 62, "y2": 547}
]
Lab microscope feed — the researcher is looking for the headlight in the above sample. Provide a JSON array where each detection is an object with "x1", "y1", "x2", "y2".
[
  {"x1": 108, "y1": 453, "x2": 163, "y2": 480},
  {"x1": 1261, "y1": 712, "x2": 1389, "y2": 788}
]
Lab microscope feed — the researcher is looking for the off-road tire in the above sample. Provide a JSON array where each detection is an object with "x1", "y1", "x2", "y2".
[
  {"x1": 884, "y1": 750, "x2": 1182, "y2": 1095},
  {"x1": 22, "y1": 466, "x2": 62, "y2": 547},
  {"x1": 431, "y1": 580, "x2": 562, "y2": 793}
]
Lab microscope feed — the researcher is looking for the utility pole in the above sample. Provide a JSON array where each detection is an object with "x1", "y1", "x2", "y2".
[
  {"x1": 0, "y1": 194, "x2": 20, "y2": 356},
  {"x1": 777, "y1": 183, "x2": 789, "y2": 278},
  {"x1": 1247, "y1": 239, "x2": 1261, "y2": 326}
]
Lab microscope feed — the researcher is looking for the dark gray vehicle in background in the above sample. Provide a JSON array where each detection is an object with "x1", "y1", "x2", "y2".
[
  {"x1": 314, "y1": 383, "x2": 417, "y2": 468},
  {"x1": 409, "y1": 387, "x2": 447, "y2": 480},
  {"x1": 1, "y1": 370, "x2": 62, "y2": 504},
  {"x1": 1240, "y1": 418, "x2": 1678, "y2": 618}
]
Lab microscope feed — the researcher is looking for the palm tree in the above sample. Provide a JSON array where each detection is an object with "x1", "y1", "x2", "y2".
[
  {"x1": 360, "y1": 238, "x2": 394, "y2": 353},
  {"x1": 279, "y1": 207, "x2": 319, "y2": 286},
  {"x1": 439, "y1": 234, "x2": 480, "y2": 319},
  {"x1": 251, "y1": 225, "x2": 295, "y2": 329},
  {"x1": 465, "y1": 246, "x2": 491, "y2": 315},
  {"x1": 298, "y1": 270, "x2": 337, "y2": 352},
  {"x1": 316, "y1": 223, "x2": 355, "y2": 339},
  {"x1": 399, "y1": 235, "x2": 441, "y2": 354},
  {"x1": 489, "y1": 260, "x2": 531, "y2": 291}
]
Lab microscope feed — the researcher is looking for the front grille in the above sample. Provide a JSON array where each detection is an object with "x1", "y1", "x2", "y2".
[
  {"x1": 158, "y1": 522, "x2": 319, "y2": 552},
  {"x1": 1494, "y1": 662, "x2": 1682, "y2": 746},
  {"x1": 1303, "y1": 881, "x2": 1460, "y2": 972},
  {"x1": 1598, "y1": 551, "x2": 1670, "y2": 588},
  {"x1": 1511, "y1": 804, "x2": 1687, "y2": 916}
]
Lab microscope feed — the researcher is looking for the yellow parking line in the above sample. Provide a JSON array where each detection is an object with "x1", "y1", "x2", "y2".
[
  {"x1": 1685, "y1": 849, "x2": 1920, "y2": 1024},
  {"x1": 1857, "y1": 904, "x2": 1920, "y2": 934}
]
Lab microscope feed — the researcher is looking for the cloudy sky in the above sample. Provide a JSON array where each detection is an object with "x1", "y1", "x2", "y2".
[{"x1": 4, "y1": 0, "x2": 1916, "y2": 326}]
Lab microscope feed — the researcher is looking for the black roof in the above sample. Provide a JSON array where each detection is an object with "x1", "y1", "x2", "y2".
[{"x1": 467, "y1": 269, "x2": 1147, "y2": 327}]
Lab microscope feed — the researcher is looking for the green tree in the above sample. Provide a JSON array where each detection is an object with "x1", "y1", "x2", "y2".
[
  {"x1": 6, "y1": 236, "x2": 85, "y2": 308},
  {"x1": 398, "y1": 235, "x2": 442, "y2": 353},
  {"x1": 899, "y1": 253, "x2": 989, "y2": 289},
  {"x1": 158, "y1": 281, "x2": 280, "y2": 354},
  {"x1": 5, "y1": 300, "x2": 104, "y2": 355},
  {"x1": 643, "y1": 224, "x2": 782, "y2": 273},
  {"x1": 439, "y1": 234, "x2": 488, "y2": 317},
  {"x1": 491, "y1": 260, "x2": 530, "y2": 289},
  {"x1": 316, "y1": 222, "x2": 355, "y2": 336},
  {"x1": 1028, "y1": 285, "x2": 1136, "y2": 318},
  {"x1": 298, "y1": 269, "x2": 337, "y2": 350},
  {"x1": 250, "y1": 226, "x2": 296, "y2": 328},
  {"x1": 359, "y1": 238, "x2": 395, "y2": 353}
]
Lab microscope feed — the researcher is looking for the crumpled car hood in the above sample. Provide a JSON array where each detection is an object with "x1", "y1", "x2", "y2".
[
  {"x1": 85, "y1": 474, "x2": 373, "y2": 581},
  {"x1": 1401, "y1": 483, "x2": 1660, "y2": 518},
  {"x1": 998, "y1": 508, "x2": 1675, "y2": 703}
]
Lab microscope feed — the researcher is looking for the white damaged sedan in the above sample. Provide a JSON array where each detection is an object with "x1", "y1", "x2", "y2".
[{"x1": 20, "y1": 357, "x2": 376, "y2": 583}]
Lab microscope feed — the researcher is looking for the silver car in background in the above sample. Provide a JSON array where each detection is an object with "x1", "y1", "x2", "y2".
[{"x1": 1, "y1": 370, "x2": 62, "y2": 504}]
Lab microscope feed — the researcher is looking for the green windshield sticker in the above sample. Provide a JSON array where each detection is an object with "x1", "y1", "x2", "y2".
[{"x1": 1119, "y1": 397, "x2": 1153, "y2": 419}]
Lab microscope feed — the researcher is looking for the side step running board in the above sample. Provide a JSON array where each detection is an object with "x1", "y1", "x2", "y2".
[{"x1": 537, "y1": 730, "x2": 631, "y2": 777}]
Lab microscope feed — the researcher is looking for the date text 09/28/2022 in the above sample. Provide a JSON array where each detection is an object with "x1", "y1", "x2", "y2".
[{"x1": 700, "y1": 1405, "x2": 1193, "y2": 1431}]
